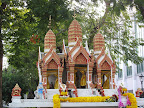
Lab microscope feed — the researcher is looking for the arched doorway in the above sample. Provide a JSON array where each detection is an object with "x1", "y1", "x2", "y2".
[
  {"x1": 101, "y1": 61, "x2": 111, "y2": 89},
  {"x1": 74, "y1": 67, "x2": 87, "y2": 88},
  {"x1": 101, "y1": 71, "x2": 111, "y2": 89}
]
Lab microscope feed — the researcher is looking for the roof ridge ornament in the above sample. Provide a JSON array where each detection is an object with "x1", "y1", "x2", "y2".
[
  {"x1": 73, "y1": 8, "x2": 77, "y2": 19},
  {"x1": 48, "y1": 15, "x2": 51, "y2": 29}
]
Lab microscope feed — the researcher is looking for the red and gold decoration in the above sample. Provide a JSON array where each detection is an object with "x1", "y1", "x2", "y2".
[
  {"x1": 11, "y1": 84, "x2": 22, "y2": 96},
  {"x1": 30, "y1": 34, "x2": 40, "y2": 44},
  {"x1": 135, "y1": 88, "x2": 143, "y2": 97}
]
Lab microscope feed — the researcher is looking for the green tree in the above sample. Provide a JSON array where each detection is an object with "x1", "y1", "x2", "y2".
[{"x1": 0, "y1": 0, "x2": 28, "y2": 106}]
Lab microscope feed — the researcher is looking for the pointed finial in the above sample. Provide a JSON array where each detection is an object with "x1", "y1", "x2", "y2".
[
  {"x1": 73, "y1": 8, "x2": 77, "y2": 19},
  {"x1": 48, "y1": 15, "x2": 51, "y2": 29}
]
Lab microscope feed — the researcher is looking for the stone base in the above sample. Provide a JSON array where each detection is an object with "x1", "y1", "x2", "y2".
[{"x1": 12, "y1": 96, "x2": 21, "y2": 103}]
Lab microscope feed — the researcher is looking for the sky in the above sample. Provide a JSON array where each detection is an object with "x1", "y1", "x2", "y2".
[{"x1": 3, "y1": 57, "x2": 8, "y2": 69}]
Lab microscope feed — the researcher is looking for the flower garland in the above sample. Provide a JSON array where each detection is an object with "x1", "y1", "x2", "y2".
[
  {"x1": 123, "y1": 93, "x2": 137, "y2": 108},
  {"x1": 62, "y1": 96, "x2": 110, "y2": 102},
  {"x1": 60, "y1": 92, "x2": 67, "y2": 96},
  {"x1": 53, "y1": 94, "x2": 60, "y2": 108}
]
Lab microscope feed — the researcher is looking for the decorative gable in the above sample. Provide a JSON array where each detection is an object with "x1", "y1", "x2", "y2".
[
  {"x1": 47, "y1": 59, "x2": 58, "y2": 69},
  {"x1": 75, "y1": 53, "x2": 87, "y2": 64},
  {"x1": 101, "y1": 60, "x2": 111, "y2": 70}
]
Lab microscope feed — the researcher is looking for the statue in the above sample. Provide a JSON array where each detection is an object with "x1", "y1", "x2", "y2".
[{"x1": 80, "y1": 70, "x2": 86, "y2": 88}]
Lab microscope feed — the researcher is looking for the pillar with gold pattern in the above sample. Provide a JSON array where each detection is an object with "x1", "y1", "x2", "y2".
[
  {"x1": 112, "y1": 69, "x2": 116, "y2": 89},
  {"x1": 89, "y1": 62, "x2": 93, "y2": 82},
  {"x1": 69, "y1": 62, "x2": 75, "y2": 83},
  {"x1": 59, "y1": 66, "x2": 63, "y2": 85},
  {"x1": 42, "y1": 72, "x2": 47, "y2": 89},
  {"x1": 97, "y1": 69, "x2": 102, "y2": 89}
]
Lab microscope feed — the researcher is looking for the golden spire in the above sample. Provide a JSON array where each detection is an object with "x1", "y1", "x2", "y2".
[
  {"x1": 73, "y1": 8, "x2": 77, "y2": 19},
  {"x1": 48, "y1": 15, "x2": 51, "y2": 29}
]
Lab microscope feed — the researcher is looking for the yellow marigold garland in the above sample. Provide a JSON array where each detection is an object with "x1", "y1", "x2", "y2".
[
  {"x1": 123, "y1": 93, "x2": 137, "y2": 108},
  {"x1": 53, "y1": 94, "x2": 60, "y2": 108},
  {"x1": 67, "y1": 96, "x2": 110, "y2": 102},
  {"x1": 53, "y1": 95, "x2": 112, "y2": 108},
  {"x1": 60, "y1": 92, "x2": 67, "y2": 96}
]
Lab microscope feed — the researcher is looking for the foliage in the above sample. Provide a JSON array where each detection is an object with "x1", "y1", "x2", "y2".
[
  {"x1": 26, "y1": 0, "x2": 73, "y2": 52},
  {"x1": 70, "y1": 0, "x2": 144, "y2": 67}
]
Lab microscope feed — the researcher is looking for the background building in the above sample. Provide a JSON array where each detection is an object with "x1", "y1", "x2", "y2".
[{"x1": 115, "y1": 9, "x2": 144, "y2": 95}]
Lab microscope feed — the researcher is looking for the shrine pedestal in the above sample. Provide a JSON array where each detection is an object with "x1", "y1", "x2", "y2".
[{"x1": 12, "y1": 96, "x2": 21, "y2": 103}]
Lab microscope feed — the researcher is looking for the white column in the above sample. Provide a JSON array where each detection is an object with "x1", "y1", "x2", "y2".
[
  {"x1": 123, "y1": 63, "x2": 127, "y2": 88},
  {"x1": 132, "y1": 63, "x2": 137, "y2": 96}
]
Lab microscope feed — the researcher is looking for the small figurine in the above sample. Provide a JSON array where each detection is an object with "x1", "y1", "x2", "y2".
[{"x1": 59, "y1": 84, "x2": 69, "y2": 101}]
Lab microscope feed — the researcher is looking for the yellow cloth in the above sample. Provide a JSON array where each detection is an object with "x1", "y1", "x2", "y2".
[
  {"x1": 54, "y1": 78, "x2": 58, "y2": 89},
  {"x1": 47, "y1": 74, "x2": 50, "y2": 89},
  {"x1": 54, "y1": 74, "x2": 58, "y2": 89},
  {"x1": 74, "y1": 70, "x2": 77, "y2": 84},
  {"x1": 74, "y1": 73, "x2": 76, "y2": 84},
  {"x1": 80, "y1": 71, "x2": 86, "y2": 86},
  {"x1": 103, "y1": 74, "x2": 110, "y2": 89}
]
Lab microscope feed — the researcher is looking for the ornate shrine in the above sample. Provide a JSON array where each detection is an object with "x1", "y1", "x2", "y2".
[{"x1": 38, "y1": 15, "x2": 116, "y2": 91}]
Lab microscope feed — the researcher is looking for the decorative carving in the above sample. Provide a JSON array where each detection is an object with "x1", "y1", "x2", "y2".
[
  {"x1": 101, "y1": 61, "x2": 111, "y2": 70},
  {"x1": 47, "y1": 59, "x2": 58, "y2": 69},
  {"x1": 75, "y1": 53, "x2": 87, "y2": 64}
]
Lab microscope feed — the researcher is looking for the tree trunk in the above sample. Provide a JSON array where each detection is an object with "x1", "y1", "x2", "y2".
[
  {"x1": 0, "y1": 14, "x2": 3, "y2": 108},
  {"x1": 0, "y1": 37, "x2": 3, "y2": 108}
]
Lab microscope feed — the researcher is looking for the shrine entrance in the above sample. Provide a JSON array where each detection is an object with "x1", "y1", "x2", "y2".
[
  {"x1": 47, "y1": 69, "x2": 58, "y2": 89},
  {"x1": 101, "y1": 70, "x2": 111, "y2": 89},
  {"x1": 74, "y1": 66, "x2": 87, "y2": 88}
]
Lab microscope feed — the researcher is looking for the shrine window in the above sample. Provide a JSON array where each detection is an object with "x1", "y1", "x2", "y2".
[
  {"x1": 127, "y1": 66, "x2": 132, "y2": 76},
  {"x1": 118, "y1": 69, "x2": 122, "y2": 78},
  {"x1": 137, "y1": 61, "x2": 144, "y2": 74}
]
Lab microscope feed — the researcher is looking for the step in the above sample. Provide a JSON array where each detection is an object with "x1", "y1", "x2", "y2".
[
  {"x1": 73, "y1": 89, "x2": 100, "y2": 97},
  {"x1": 46, "y1": 89, "x2": 59, "y2": 99},
  {"x1": 103, "y1": 89, "x2": 118, "y2": 96}
]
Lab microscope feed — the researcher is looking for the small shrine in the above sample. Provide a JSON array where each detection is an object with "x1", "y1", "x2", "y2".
[
  {"x1": 38, "y1": 14, "x2": 116, "y2": 91},
  {"x1": 11, "y1": 83, "x2": 22, "y2": 96}
]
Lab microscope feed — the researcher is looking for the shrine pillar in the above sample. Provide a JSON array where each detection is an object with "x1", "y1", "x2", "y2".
[
  {"x1": 58, "y1": 66, "x2": 63, "y2": 87},
  {"x1": 42, "y1": 72, "x2": 47, "y2": 89},
  {"x1": 87, "y1": 62, "x2": 93, "y2": 88},
  {"x1": 97, "y1": 69, "x2": 102, "y2": 89},
  {"x1": 69, "y1": 62, "x2": 75, "y2": 84},
  {"x1": 112, "y1": 69, "x2": 116, "y2": 89},
  {"x1": 110, "y1": 67, "x2": 116, "y2": 89}
]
